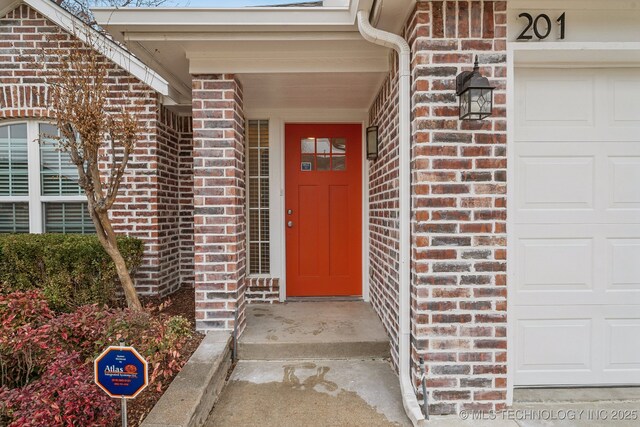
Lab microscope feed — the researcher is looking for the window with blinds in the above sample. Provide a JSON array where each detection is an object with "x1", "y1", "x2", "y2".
[
  {"x1": 247, "y1": 120, "x2": 270, "y2": 275},
  {"x1": 0, "y1": 123, "x2": 29, "y2": 196},
  {"x1": 39, "y1": 123, "x2": 83, "y2": 196},
  {"x1": 44, "y1": 202, "x2": 94, "y2": 234},
  {"x1": 0, "y1": 203, "x2": 29, "y2": 233},
  {"x1": 0, "y1": 122, "x2": 93, "y2": 235}
]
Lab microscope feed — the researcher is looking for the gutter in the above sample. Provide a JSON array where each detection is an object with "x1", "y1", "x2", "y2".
[{"x1": 356, "y1": 6, "x2": 426, "y2": 427}]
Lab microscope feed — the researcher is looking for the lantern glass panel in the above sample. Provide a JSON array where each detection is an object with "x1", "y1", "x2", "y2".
[{"x1": 367, "y1": 127, "x2": 378, "y2": 160}]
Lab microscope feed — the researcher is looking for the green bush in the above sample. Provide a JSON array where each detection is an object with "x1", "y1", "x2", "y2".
[{"x1": 0, "y1": 234, "x2": 144, "y2": 312}]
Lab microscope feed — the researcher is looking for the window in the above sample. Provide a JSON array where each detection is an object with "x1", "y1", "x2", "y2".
[
  {"x1": 247, "y1": 120, "x2": 270, "y2": 275},
  {"x1": 0, "y1": 121, "x2": 94, "y2": 234}
]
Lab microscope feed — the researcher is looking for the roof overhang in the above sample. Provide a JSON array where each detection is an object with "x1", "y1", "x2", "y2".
[
  {"x1": 91, "y1": 0, "x2": 415, "y2": 108},
  {"x1": 0, "y1": 0, "x2": 176, "y2": 101}
]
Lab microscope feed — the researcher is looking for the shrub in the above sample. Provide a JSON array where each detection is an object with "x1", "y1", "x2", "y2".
[
  {"x1": 0, "y1": 234, "x2": 144, "y2": 311},
  {"x1": 0, "y1": 295, "x2": 194, "y2": 425},
  {"x1": 0, "y1": 352, "x2": 117, "y2": 427},
  {"x1": 0, "y1": 291, "x2": 55, "y2": 388}
]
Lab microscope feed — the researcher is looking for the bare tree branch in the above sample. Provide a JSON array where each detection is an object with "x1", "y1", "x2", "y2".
[{"x1": 39, "y1": 29, "x2": 146, "y2": 310}]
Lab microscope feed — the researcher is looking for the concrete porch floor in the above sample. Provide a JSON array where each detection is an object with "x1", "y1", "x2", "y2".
[
  {"x1": 238, "y1": 301, "x2": 391, "y2": 359},
  {"x1": 205, "y1": 301, "x2": 412, "y2": 426}
]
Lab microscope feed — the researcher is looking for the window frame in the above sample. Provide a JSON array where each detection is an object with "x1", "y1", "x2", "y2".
[{"x1": 0, "y1": 120, "x2": 87, "y2": 233}]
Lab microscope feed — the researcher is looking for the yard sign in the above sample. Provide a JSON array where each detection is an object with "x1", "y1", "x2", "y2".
[{"x1": 94, "y1": 346, "x2": 148, "y2": 399}]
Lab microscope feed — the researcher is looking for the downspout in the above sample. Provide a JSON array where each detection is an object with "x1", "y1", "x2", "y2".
[{"x1": 357, "y1": 7, "x2": 426, "y2": 427}]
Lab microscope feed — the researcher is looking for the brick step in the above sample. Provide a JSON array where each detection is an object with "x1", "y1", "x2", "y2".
[{"x1": 238, "y1": 301, "x2": 390, "y2": 360}]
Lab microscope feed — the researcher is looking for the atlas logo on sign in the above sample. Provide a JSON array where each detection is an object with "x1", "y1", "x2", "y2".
[{"x1": 94, "y1": 346, "x2": 148, "y2": 399}]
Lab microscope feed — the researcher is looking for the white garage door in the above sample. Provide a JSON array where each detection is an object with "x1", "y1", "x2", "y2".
[{"x1": 513, "y1": 68, "x2": 640, "y2": 386}]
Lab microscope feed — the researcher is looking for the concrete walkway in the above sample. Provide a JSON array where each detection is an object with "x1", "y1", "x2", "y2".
[
  {"x1": 205, "y1": 359, "x2": 411, "y2": 427},
  {"x1": 206, "y1": 302, "x2": 412, "y2": 426}
]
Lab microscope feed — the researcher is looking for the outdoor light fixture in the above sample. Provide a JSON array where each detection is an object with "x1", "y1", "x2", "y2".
[
  {"x1": 456, "y1": 56, "x2": 495, "y2": 120},
  {"x1": 366, "y1": 125, "x2": 379, "y2": 160}
]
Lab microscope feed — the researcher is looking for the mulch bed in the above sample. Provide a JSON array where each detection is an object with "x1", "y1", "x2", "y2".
[{"x1": 127, "y1": 286, "x2": 204, "y2": 426}]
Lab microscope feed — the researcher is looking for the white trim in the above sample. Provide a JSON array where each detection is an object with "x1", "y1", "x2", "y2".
[
  {"x1": 505, "y1": 44, "x2": 516, "y2": 407},
  {"x1": 245, "y1": 109, "x2": 369, "y2": 302},
  {"x1": 1, "y1": 0, "x2": 172, "y2": 99},
  {"x1": 124, "y1": 31, "x2": 366, "y2": 42},
  {"x1": 505, "y1": 39, "x2": 640, "y2": 401},
  {"x1": 27, "y1": 121, "x2": 42, "y2": 233},
  {"x1": 362, "y1": 123, "x2": 370, "y2": 302}
]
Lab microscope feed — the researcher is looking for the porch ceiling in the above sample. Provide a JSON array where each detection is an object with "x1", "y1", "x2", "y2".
[{"x1": 239, "y1": 71, "x2": 387, "y2": 110}]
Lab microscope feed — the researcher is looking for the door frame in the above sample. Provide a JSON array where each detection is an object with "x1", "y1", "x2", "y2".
[{"x1": 244, "y1": 109, "x2": 370, "y2": 303}]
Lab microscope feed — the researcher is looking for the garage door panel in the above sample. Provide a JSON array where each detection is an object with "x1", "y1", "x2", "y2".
[
  {"x1": 514, "y1": 67, "x2": 640, "y2": 387},
  {"x1": 607, "y1": 239, "x2": 640, "y2": 291},
  {"x1": 515, "y1": 310, "x2": 596, "y2": 386},
  {"x1": 516, "y1": 69, "x2": 598, "y2": 142},
  {"x1": 604, "y1": 318, "x2": 640, "y2": 371},
  {"x1": 607, "y1": 157, "x2": 640, "y2": 215},
  {"x1": 517, "y1": 156, "x2": 595, "y2": 210},
  {"x1": 609, "y1": 77, "x2": 640, "y2": 125},
  {"x1": 517, "y1": 238, "x2": 593, "y2": 292}
]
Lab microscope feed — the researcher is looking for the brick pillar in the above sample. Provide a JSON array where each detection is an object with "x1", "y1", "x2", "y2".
[
  {"x1": 192, "y1": 75, "x2": 246, "y2": 332},
  {"x1": 409, "y1": 1, "x2": 507, "y2": 415}
]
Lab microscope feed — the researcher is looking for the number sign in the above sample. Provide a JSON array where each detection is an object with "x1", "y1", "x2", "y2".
[{"x1": 517, "y1": 12, "x2": 566, "y2": 41}]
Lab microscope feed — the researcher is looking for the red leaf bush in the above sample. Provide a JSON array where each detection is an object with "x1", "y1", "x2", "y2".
[
  {"x1": 0, "y1": 352, "x2": 117, "y2": 427},
  {"x1": 0, "y1": 290, "x2": 193, "y2": 426}
]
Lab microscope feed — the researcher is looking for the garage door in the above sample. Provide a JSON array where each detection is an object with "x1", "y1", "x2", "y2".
[{"x1": 513, "y1": 68, "x2": 640, "y2": 386}]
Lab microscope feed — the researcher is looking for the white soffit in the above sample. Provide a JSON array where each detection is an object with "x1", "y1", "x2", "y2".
[
  {"x1": 239, "y1": 72, "x2": 386, "y2": 110},
  {"x1": 0, "y1": 0, "x2": 173, "y2": 99},
  {"x1": 186, "y1": 39, "x2": 389, "y2": 74}
]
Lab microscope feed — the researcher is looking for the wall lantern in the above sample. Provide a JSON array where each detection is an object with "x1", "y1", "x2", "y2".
[
  {"x1": 456, "y1": 56, "x2": 495, "y2": 120},
  {"x1": 366, "y1": 125, "x2": 379, "y2": 160}
]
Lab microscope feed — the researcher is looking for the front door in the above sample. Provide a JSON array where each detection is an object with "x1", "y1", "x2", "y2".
[{"x1": 285, "y1": 124, "x2": 362, "y2": 297}]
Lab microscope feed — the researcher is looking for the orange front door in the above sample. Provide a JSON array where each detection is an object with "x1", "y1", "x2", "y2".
[{"x1": 285, "y1": 124, "x2": 362, "y2": 297}]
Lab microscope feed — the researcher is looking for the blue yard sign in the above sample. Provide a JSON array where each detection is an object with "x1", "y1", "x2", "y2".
[{"x1": 94, "y1": 346, "x2": 148, "y2": 399}]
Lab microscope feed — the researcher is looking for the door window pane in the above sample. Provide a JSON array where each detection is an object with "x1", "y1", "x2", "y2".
[
  {"x1": 44, "y1": 202, "x2": 94, "y2": 234},
  {"x1": 0, "y1": 203, "x2": 29, "y2": 233},
  {"x1": 301, "y1": 138, "x2": 315, "y2": 153},
  {"x1": 0, "y1": 124, "x2": 29, "y2": 196},
  {"x1": 317, "y1": 155, "x2": 331, "y2": 171}
]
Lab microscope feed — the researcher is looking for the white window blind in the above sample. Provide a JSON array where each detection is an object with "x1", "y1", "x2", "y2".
[
  {"x1": 0, "y1": 203, "x2": 29, "y2": 233},
  {"x1": 247, "y1": 120, "x2": 270, "y2": 275},
  {"x1": 39, "y1": 123, "x2": 83, "y2": 196},
  {"x1": 0, "y1": 122, "x2": 92, "y2": 235},
  {"x1": 44, "y1": 202, "x2": 94, "y2": 234},
  {"x1": 0, "y1": 123, "x2": 29, "y2": 196}
]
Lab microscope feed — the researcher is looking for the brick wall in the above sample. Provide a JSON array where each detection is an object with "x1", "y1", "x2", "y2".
[
  {"x1": 368, "y1": 54, "x2": 401, "y2": 368},
  {"x1": 192, "y1": 75, "x2": 247, "y2": 332},
  {"x1": 409, "y1": 0, "x2": 507, "y2": 415},
  {"x1": 246, "y1": 277, "x2": 280, "y2": 303},
  {"x1": 0, "y1": 4, "x2": 194, "y2": 296},
  {"x1": 177, "y1": 116, "x2": 195, "y2": 289}
]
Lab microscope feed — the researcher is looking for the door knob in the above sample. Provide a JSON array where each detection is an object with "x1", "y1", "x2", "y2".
[{"x1": 287, "y1": 221, "x2": 294, "y2": 228}]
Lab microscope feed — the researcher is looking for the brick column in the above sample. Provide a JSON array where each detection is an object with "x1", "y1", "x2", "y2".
[
  {"x1": 409, "y1": 1, "x2": 508, "y2": 415},
  {"x1": 192, "y1": 75, "x2": 246, "y2": 332}
]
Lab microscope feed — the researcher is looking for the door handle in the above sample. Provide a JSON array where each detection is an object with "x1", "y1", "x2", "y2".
[{"x1": 287, "y1": 221, "x2": 294, "y2": 228}]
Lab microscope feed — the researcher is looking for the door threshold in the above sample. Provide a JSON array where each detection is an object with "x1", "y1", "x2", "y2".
[{"x1": 286, "y1": 296, "x2": 363, "y2": 302}]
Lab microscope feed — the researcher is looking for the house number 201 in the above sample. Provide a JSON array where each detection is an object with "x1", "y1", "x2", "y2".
[{"x1": 517, "y1": 12, "x2": 566, "y2": 40}]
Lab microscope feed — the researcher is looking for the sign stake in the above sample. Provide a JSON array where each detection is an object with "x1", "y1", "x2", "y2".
[{"x1": 122, "y1": 396, "x2": 127, "y2": 427}]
